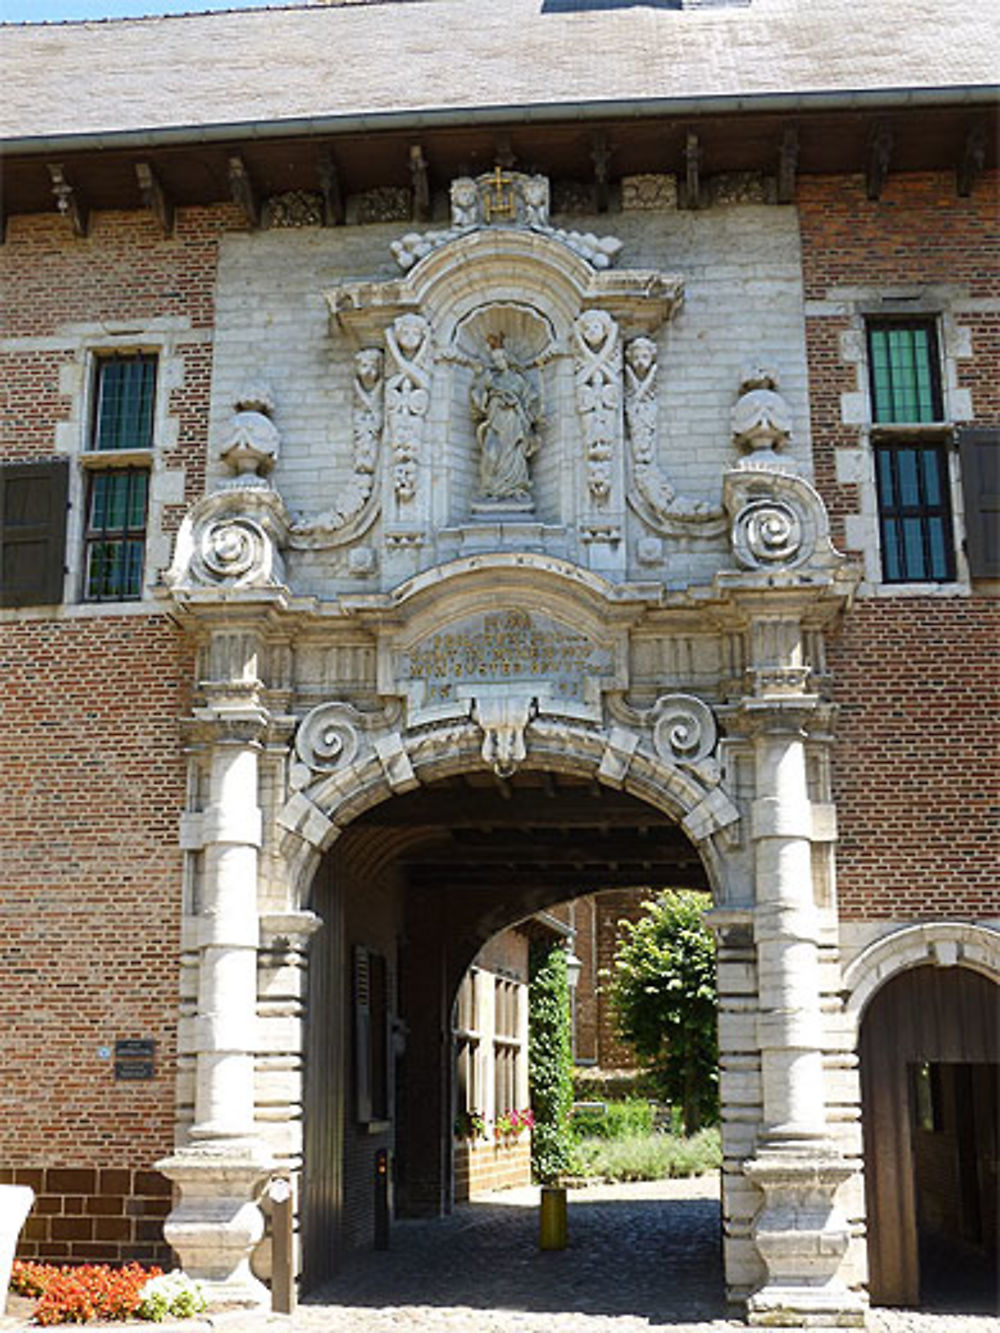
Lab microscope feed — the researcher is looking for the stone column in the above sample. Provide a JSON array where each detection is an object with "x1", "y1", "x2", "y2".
[
  {"x1": 159, "y1": 709, "x2": 273, "y2": 1307},
  {"x1": 741, "y1": 695, "x2": 864, "y2": 1327},
  {"x1": 751, "y1": 702, "x2": 827, "y2": 1143}
]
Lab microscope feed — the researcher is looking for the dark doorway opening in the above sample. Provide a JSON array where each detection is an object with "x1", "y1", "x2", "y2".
[
  {"x1": 301, "y1": 769, "x2": 711, "y2": 1293},
  {"x1": 860, "y1": 964, "x2": 999, "y2": 1313},
  {"x1": 911, "y1": 1060, "x2": 999, "y2": 1311}
]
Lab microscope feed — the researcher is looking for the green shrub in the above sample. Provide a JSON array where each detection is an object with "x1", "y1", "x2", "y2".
[
  {"x1": 570, "y1": 1097, "x2": 655, "y2": 1141},
  {"x1": 570, "y1": 1127, "x2": 721, "y2": 1183},
  {"x1": 529, "y1": 939, "x2": 575, "y2": 1185}
]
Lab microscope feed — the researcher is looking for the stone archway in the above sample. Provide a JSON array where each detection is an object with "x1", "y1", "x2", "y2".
[{"x1": 296, "y1": 765, "x2": 718, "y2": 1290}]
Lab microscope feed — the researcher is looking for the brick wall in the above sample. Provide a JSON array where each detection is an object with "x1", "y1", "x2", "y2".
[
  {"x1": 0, "y1": 203, "x2": 225, "y2": 1262},
  {"x1": 827, "y1": 599, "x2": 1000, "y2": 919},
  {"x1": 0, "y1": 615, "x2": 193, "y2": 1263},
  {"x1": 453, "y1": 1139, "x2": 531, "y2": 1202},
  {"x1": 0, "y1": 1168, "x2": 172, "y2": 1267},
  {"x1": 799, "y1": 169, "x2": 1000, "y2": 920}
]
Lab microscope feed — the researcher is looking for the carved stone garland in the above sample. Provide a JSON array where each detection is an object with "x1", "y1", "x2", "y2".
[
  {"x1": 290, "y1": 348, "x2": 384, "y2": 546},
  {"x1": 623, "y1": 337, "x2": 725, "y2": 535}
]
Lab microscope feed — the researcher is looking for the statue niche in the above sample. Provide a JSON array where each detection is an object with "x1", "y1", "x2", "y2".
[{"x1": 469, "y1": 333, "x2": 542, "y2": 508}]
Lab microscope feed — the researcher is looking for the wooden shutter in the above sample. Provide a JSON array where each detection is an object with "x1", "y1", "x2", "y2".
[
  {"x1": 354, "y1": 945, "x2": 373, "y2": 1124},
  {"x1": 958, "y1": 427, "x2": 1000, "y2": 578},
  {"x1": 0, "y1": 459, "x2": 69, "y2": 607}
]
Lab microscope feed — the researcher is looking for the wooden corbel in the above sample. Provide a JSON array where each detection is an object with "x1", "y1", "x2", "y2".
[
  {"x1": 228, "y1": 154, "x2": 259, "y2": 229},
  {"x1": 591, "y1": 131, "x2": 612, "y2": 214},
  {"x1": 866, "y1": 122, "x2": 893, "y2": 201},
  {"x1": 957, "y1": 123, "x2": 988, "y2": 197},
  {"x1": 679, "y1": 131, "x2": 701, "y2": 210},
  {"x1": 318, "y1": 149, "x2": 345, "y2": 226},
  {"x1": 777, "y1": 125, "x2": 799, "y2": 204},
  {"x1": 47, "y1": 163, "x2": 88, "y2": 237},
  {"x1": 409, "y1": 144, "x2": 431, "y2": 223},
  {"x1": 494, "y1": 133, "x2": 517, "y2": 170},
  {"x1": 135, "y1": 161, "x2": 174, "y2": 237}
]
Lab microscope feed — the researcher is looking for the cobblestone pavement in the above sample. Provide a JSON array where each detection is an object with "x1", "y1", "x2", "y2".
[{"x1": 4, "y1": 1175, "x2": 996, "y2": 1332}]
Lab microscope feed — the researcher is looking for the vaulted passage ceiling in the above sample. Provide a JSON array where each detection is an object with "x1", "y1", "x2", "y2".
[{"x1": 341, "y1": 769, "x2": 707, "y2": 897}]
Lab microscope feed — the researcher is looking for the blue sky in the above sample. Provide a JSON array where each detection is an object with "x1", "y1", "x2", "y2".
[{"x1": 1, "y1": 0, "x2": 285, "y2": 20}]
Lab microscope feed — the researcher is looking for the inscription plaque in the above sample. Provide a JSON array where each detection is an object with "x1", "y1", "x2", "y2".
[
  {"x1": 114, "y1": 1038, "x2": 156, "y2": 1081},
  {"x1": 402, "y1": 609, "x2": 612, "y2": 710}
]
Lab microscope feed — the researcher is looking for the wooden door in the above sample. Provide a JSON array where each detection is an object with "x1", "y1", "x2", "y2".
[{"x1": 859, "y1": 964, "x2": 999, "y2": 1307}]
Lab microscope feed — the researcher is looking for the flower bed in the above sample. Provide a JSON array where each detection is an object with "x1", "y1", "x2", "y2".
[{"x1": 9, "y1": 1261, "x2": 206, "y2": 1326}]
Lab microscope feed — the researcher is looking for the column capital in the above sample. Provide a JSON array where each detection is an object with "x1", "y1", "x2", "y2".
[
  {"x1": 728, "y1": 695, "x2": 833, "y2": 740},
  {"x1": 191, "y1": 703, "x2": 272, "y2": 747}
]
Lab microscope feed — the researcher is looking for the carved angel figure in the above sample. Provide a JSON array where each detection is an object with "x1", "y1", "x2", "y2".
[
  {"x1": 623, "y1": 336, "x2": 657, "y2": 464},
  {"x1": 575, "y1": 309, "x2": 621, "y2": 500},
  {"x1": 352, "y1": 347, "x2": 383, "y2": 475},
  {"x1": 450, "y1": 176, "x2": 480, "y2": 229},
  {"x1": 385, "y1": 313, "x2": 432, "y2": 500},
  {"x1": 470, "y1": 337, "x2": 541, "y2": 501}
]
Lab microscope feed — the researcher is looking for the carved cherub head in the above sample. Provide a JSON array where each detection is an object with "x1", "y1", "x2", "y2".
[
  {"x1": 626, "y1": 337, "x2": 656, "y2": 376},
  {"x1": 393, "y1": 313, "x2": 427, "y2": 357},
  {"x1": 579, "y1": 309, "x2": 612, "y2": 350},
  {"x1": 355, "y1": 347, "x2": 383, "y2": 389}
]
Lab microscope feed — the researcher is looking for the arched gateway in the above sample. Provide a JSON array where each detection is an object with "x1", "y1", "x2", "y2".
[{"x1": 156, "y1": 172, "x2": 866, "y2": 1327}]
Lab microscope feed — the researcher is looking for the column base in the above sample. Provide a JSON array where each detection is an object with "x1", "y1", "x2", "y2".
[
  {"x1": 747, "y1": 1285, "x2": 867, "y2": 1328},
  {"x1": 745, "y1": 1144, "x2": 862, "y2": 1329},
  {"x1": 157, "y1": 1137, "x2": 274, "y2": 1308}
]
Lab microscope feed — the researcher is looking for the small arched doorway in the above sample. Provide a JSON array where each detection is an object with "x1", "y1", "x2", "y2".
[
  {"x1": 859, "y1": 963, "x2": 999, "y2": 1310},
  {"x1": 299, "y1": 767, "x2": 714, "y2": 1292}
]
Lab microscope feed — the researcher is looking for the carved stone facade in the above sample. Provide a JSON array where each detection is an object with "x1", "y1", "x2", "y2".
[
  {"x1": 149, "y1": 178, "x2": 881, "y2": 1325},
  {"x1": 3, "y1": 14, "x2": 997, "y2": 1318}
]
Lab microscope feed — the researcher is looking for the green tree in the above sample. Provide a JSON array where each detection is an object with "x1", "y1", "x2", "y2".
[
  {"x1": 608, "y1": 889, "x2": 718, "y2": 1134},
  {"x1": 528, "y1": 937, "x2": 575, "y2": 1184}
]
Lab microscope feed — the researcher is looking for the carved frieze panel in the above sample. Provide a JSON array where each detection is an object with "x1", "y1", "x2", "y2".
[{"x1": 397, "y1": 607, "x2": 614, "y2": 722}]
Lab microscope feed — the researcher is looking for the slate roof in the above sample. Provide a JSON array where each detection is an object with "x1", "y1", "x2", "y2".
[{"x1": 1, "y1": 0, "x2": 997, "y2": 147}]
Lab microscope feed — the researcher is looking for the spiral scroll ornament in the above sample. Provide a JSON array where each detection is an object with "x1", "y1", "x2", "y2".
[
  {"x1": 294, "y1": 703, "x2": 360, "y2": 775},
  {"x1": 651, "y1": 694, "x2": 718, "y2": 767},
  {"x1": 199, "y1": 517, "x2": 267, "y2": 581},
  {"x1": 732, "y1": 499, "x2": 803, "y2": 569}
]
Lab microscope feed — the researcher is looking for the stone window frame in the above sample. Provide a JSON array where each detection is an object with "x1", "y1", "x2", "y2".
[
  {"x1": 56, "y1": 327, "x2": 189, "y2": 612},
  {"x1": 833, "y1": 287, "x2": 975, "y2": 597}
]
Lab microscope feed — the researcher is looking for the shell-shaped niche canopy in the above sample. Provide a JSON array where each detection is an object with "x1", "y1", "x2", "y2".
[{"x1": 452, "y1": 302, "x2": 556, "y2": 367}]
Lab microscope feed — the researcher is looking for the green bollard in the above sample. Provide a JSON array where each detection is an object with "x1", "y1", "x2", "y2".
[{"x1": 539, "y1": 1184, "x2": 568, "y2": 1250}]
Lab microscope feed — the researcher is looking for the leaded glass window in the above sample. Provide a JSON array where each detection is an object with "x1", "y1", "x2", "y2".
[
  {"x1": 867, "y1": 321, "x2": 943, "y2": 424},
  {"x1": 84, "y1": 468, "x2": 148, "y2": 600},
  {"x1": 90, "y1": 354, "x2": 157, "y2": 452},
  {"x1": 874, "y1": 443, "x2": 955, "y2": 583}
]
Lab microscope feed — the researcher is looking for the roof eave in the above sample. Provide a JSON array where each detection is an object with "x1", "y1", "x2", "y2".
[{"x1": 3, "y1": 83, "x2": 997, "y2": 156}]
